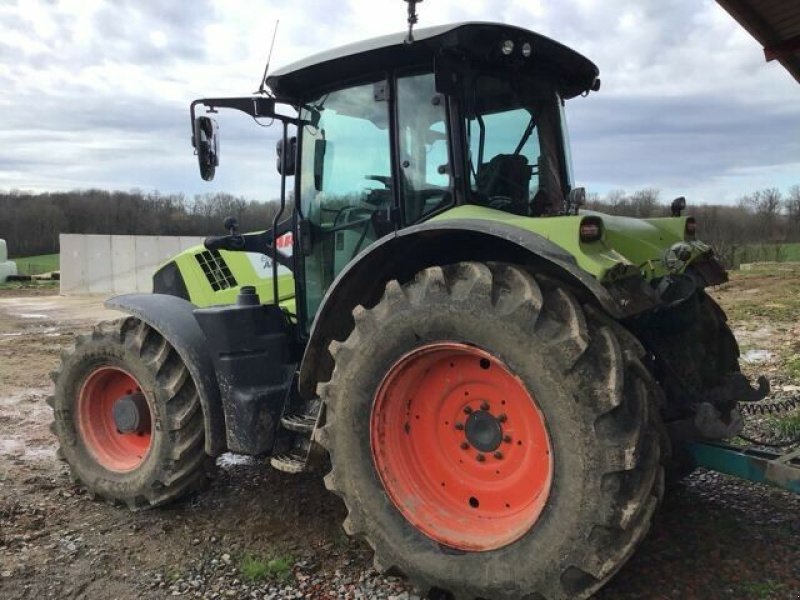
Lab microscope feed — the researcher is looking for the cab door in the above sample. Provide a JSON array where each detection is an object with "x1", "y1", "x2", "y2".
[{"x1": 298, "y1": 80, "x2": 393, "y2": 327}]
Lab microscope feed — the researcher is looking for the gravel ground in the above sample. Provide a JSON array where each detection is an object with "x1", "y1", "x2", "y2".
[{"x1": 1, "y1": 276, "x2": 799, "y2": 600}]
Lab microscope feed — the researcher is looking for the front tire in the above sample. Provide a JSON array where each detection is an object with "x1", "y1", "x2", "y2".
[
  {"x1": 317, "y1": 262, "x2": 663, "y2": 600},
  {"x1": 49, "y1": 318, "x2": 209, "y2": 509}
]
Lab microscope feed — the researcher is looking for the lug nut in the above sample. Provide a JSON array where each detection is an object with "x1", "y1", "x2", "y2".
[
  {"x1": 460, "y1": 442, "x2": 469, "y2": 450},
  {"x1": 481, "y1": 401, "x2": 490, "y2": 411},
  {"x1": 503, "y1": 434, "x2": 512, "y2": 443},
  {"x1": 497, "y1": 413, "x2": 507, "y2": 423},
  {"x1": 464, "y1": 406, "x2": 473, "y2": 414},
  {"x1": 494, "y1": 451, "x2": 504, "y2": 460},
  {"x1": 476, "y1": 453, "x2": 485, "y2": 462},
  {"x1": 455, "y1": 422, "x2": 464, "y2": 431}
]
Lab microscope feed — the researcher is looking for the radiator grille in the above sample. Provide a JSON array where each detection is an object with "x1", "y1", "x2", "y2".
[{"x1": 195, "y1": 249, "x2": 237, "y2": 291}]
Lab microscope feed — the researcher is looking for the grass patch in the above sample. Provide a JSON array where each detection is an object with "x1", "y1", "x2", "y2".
[
  {"x1": 738, "y1": 580, "x2": 788, "y2": 599},
  {"x1": 785, "y1": 355, "x2": 800, "y2": 379},
  {"x1": 239, "y1": 553, "x2": 294, "y2": 583},
  {"x1": 9, "y1": 253, "x2": 59, "y2": 276},
  {"x1": 722, "y1": 267, "x2": 800, "y2": 322},
  {"x1": 770, "y1": 413, "x2": 800, "y2": 439},
  {"x1": 0, "y1": 280, "x2": 59, "y2": 291},
  {"x1": 165, "y1": 567, "x2": 183, "y2": 583}
]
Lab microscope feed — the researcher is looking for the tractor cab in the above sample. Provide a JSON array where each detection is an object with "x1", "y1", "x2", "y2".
[{"x1": 191, "y1": 23, "x2": 602, "y2": 327}]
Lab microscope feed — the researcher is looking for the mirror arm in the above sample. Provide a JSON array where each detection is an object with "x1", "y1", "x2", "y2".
[
  {"x1": 203, "y1": 218, "x2": 294, "y2": 270},
  {"x1": 190, "y1": 96, "x2": 303, "y2": 134},
  {"x1": 271, "y1": 120, "x2": 290, "y2": 304}
]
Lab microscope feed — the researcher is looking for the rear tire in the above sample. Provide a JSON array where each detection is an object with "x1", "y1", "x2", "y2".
[
  {"x1": 317, "y1": 262, "x2": 663, "y2": 600},
  {"x1": 49, "y1": 318, "x2": 210, "y2": 509}
]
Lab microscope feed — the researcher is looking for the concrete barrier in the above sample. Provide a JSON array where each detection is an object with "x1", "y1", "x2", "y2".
[
  {"x1": 0, "y1": 239, "x2": 18, "y2": 283},
  {"x1": 60, "y1": 234, "x2": 205, "y2": 295}
]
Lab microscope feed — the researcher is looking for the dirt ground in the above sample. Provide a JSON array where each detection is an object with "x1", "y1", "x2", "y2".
[{"x1": 1, "y1": 273, "x2": 799, "y2": 600}]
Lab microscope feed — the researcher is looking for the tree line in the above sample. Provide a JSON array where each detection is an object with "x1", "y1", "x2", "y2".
[
  {"x1": 1, "y1": 185, "x2": 798, "y2": 267},
  {"x1": 0, "y1": 190, "x2": 290, "y2": 258}
]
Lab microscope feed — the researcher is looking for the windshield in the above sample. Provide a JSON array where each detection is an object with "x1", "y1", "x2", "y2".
[{"x1": 466, "y1": 74, "x2": 566, "y2": 216}]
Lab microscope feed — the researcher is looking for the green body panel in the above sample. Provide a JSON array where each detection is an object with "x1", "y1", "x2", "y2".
[
  {"x1": 431, "y1": 205, "x2": 711, "y2": 284},
  {"x1": 169, "y1": 246, "x2": 297, "y2": 313},
  {"x1": 159, "y1": 207, "x2": 712, "y2": 317}
]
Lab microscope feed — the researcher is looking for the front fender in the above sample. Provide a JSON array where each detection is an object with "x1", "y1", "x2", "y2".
[
  {"x1": 105, "y1": 293, "x2": 226, "y2": 456},
  {"x1": 298, "y1": 218, "x2": 654, "y2": 399}
]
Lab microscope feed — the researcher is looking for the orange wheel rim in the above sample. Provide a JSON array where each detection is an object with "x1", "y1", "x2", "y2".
[
  {"x1": 370, "y1": 342, "x2": 553, "y2": 552},
  {"x1": 76, "y1": 366, "x2": 152, "y2": 472}
]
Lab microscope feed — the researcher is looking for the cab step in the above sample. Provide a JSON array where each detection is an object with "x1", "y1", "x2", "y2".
[
  {"x1": 280, "y1": 413, "x2": 317, "y2": 434},
  {"x1": 270, "y1": 453, "x2": 308, "y2": 474}
]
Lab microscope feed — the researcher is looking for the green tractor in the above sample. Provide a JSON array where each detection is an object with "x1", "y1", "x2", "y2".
[{"x1": 49, "y1": 9, "x2": 774, "y2": 600}]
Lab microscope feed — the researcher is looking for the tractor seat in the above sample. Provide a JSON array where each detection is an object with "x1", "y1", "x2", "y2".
[{"x1": 475, "y1": 154, "x2": 533, "y2": 215}]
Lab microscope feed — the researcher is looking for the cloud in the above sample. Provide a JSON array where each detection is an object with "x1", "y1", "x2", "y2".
[{"x1": 0, "y1": 0, "x2": 797, "y2": 207}]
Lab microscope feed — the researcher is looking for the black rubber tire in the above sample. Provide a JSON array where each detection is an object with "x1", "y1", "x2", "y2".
[
  {"x1": 316, "y1": 262, "x2": 664, "y2": 600},
  {"x1": 48, "y1": 317, "x2": 210, "y2": 509}
]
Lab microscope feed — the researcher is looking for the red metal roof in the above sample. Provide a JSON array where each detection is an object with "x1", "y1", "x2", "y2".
[{"x1": 717, "y1": 0, "x2": 800, "y2": 83}]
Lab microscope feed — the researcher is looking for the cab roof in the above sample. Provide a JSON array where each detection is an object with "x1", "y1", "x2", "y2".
[{"x1": 266, "y1": 22, "x2": 600, "y2": 101}]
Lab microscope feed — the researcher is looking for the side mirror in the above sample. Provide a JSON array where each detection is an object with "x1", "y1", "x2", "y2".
[
  {"x1": 193, "y1": 116, "x2": 219, "y2": 181},
  {"x1": 671, "y1": 196, "x2": 687, "y2": 217},
  {"x1": 276, "y1": 136, "x2": 297, "y2": 176},
  {"x1": 568, "y1": 187, "x2": 586, "y2": 214}
]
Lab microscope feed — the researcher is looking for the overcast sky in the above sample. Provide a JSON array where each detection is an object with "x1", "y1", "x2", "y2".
[{"x1": 1, "y1": 0, "x2": 798, "y2": 206}]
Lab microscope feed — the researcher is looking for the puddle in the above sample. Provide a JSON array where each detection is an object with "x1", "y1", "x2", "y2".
[
  {"x1": 217, "y1": 453, "x2": 257, "y2": 468},
  {"x1": 0, "y1": 389, "x2": 54, "y2": 466},
  {"x1": 16, "y1": 313, "x2": 48, "y2": 319},
  {"x1": 741, "y1": 349, "x2": 773, "y2": 363}
]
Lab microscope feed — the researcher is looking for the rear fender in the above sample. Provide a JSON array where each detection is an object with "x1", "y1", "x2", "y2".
[
  {"x1": 105, "y1": 293, "x2": 226, "y2": 456},
  {"x1": 297, "y1": 218, "x2": 656, "y2": 399}
]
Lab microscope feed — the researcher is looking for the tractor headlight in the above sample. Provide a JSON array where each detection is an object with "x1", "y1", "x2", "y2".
[
  {"x1": 663, "y1": 242, "x2": 693, "y2": 273},
  {"x1": 501, "y1": 40, "x2": 515, "y2": 55},
  {"x1": 522, "y1": 42, "x2": 533, "y2": 57},
  {"x1": 579, "y1": 216, "x2": 604, "y2": 243}
]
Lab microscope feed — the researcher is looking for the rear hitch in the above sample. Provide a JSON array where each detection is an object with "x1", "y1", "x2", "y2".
[{"x1": 686, "y1": 441, "x2": 800, "y2": 495}]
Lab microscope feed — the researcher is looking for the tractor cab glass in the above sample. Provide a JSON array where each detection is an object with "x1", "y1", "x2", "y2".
[
  {"x1": 396, "y1": 73, "x2": 453, "y2": 223},
  {"x1": 465, "y1": 74, "x2": 568, "y2": 216},
  {"x1": 298, "y1": 72, "x2": 453, "y2": 322},
  {"x1": 299, "y1": 81, "x2": 392, "y2": 319}
]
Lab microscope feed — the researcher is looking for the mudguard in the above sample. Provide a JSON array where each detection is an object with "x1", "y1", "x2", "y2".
[
  {"x1": 298, "y1": 218, "x2": 656, "y2": 399},
  {"x1": 105, "y1": 293, "x2": 226, "y2": 456}
]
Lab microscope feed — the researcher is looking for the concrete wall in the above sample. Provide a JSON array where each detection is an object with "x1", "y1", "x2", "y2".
[
  {"x1": 60, "y1": 234, "x2": 205, "y2": 295},
  {"x1": 0, "y1": 239, "x2": 18, "y2": 283}
]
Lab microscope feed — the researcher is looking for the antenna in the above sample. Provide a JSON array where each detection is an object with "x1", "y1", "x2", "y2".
[
  {"x1": 404, "y1": 0, "x2": 423, "y2": 44},
  {"x1": 257, "y1": 20, "x2": 280, "y2": 95}
]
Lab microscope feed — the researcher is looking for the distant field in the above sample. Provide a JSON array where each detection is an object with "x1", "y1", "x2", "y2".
[
  {"x1": 10, "y1": 253, "x2": 59, "y2": 275},
  {"x1": 732, "y1": 242, "x2": 800, "y2": 266}
]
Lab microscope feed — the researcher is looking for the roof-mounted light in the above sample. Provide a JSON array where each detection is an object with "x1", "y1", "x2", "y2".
[
  {"x1": 501, "y1": 40, "x2": 515, "y2": 55},
  {"x1": 522, "y1": 42, "x2": 533, "y2": 57}
]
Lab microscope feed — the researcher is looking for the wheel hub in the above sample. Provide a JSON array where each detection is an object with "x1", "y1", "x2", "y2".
[
  {"x1": 464, "y1": 409, "x2": 502, "y2": 452},
  {"x1": 112, "y1": 392, "x2": 151, "y2": 434},
  {"x1": 76, "y1": 366, "x2": 153, "y2": 472}
]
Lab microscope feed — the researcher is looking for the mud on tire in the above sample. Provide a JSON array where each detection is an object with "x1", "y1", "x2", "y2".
[
  {"x1": 49, "y1": 318, "x2": 210, "y2": 509},
  {"x1": 316, "y1": 262, "x2": 664, "y2": 600}
]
